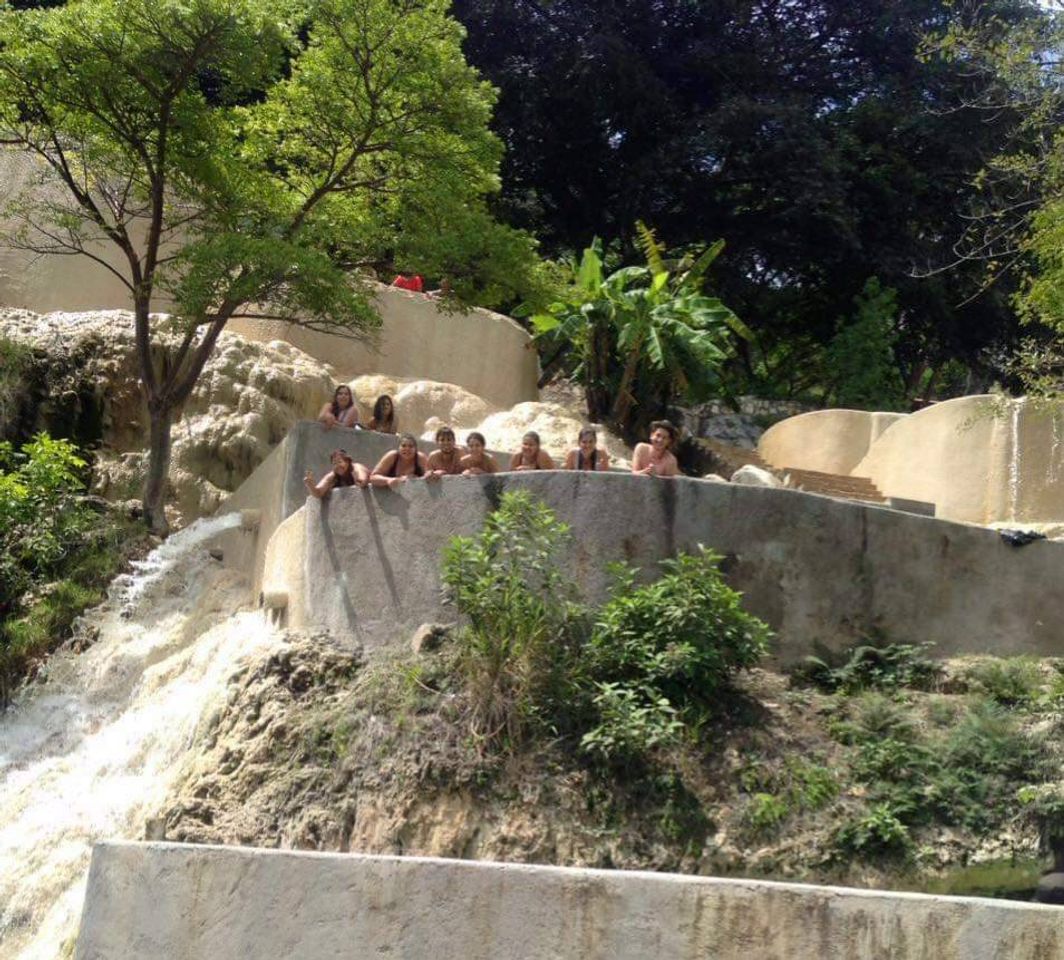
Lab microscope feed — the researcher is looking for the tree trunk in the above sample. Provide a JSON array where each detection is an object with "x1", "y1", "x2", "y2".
[{"x1": 144, "y1": 400, "x2": 173, "y2": 536}]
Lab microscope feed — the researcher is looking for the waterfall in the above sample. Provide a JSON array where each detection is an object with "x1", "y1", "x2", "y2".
[
  {"x1": 0, "y1": 514, "x2": 281, "y2": 959},
  {"x1": 1007, "y1": 398, "x2": 1022, "y2": 523}
]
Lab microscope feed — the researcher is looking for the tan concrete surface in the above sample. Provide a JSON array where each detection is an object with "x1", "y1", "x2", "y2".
[
  {"x1": 854, "y1": 395, "x2": 1064, "y2": 525},
  {"x1": 228, "y1": 285, "x2": 539, "y2": 410},
  {"x1": 215, "y1": 422, "x2": 510, "y2": 601},
  {"x1": 258, "y1": 443, "x2": 1064, "y2": 661},
  {"x1": 0, "y1": 150, "x2": 538, "y2": 410},
  {"x1": 758, "y1": 409, "x2": 906, "y2": 476},
  {"x1": 75, "y1": 841, "x2": 1064, "y2": 960}
]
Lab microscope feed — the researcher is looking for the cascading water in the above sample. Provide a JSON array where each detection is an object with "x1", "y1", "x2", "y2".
[
  {"x1": 1007, "y1": 397, "x2": 1022, "y2": 523},
  {"x1": 0, "y1": 513, "x2": 282, "y2": 959}
]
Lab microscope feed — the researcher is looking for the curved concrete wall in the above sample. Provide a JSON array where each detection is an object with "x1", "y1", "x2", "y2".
[
  {"x1": 214, "y1": 422, "x2": 511, "y2": 600},
  {"x1": 245, "y1": 434, "x2": 1064, "y2": 661},
  {"x1": 228, "y1": 286, "x2": 538, "y2": 410},
  {"x1": 853, "y1": 395, "x2": 1064, "y2": 525},
  {"x1": 77, "y1": 842, "x2": 1064, "y2": 960},
  {"x1": 760, "y1": 397, "x2": 1064, "y2": 524},
  {"x1": 758, "y1": 409, "x2": 905, "y2": 476},
  {"x1": 0, "y1": 149, "x2": 538, "y2": 410}
]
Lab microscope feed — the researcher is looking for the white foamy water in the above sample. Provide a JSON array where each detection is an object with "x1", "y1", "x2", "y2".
[{"x1": 0, "y1": 514, "x2": 281, "y2": 959}]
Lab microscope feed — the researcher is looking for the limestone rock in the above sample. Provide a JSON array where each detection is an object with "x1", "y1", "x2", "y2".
[
  {"x1": 0, "y1": 308, "x2": 335, "y2": 527},
  {"x1": 702, "y1": 473, "x2": 727, "y2": 483},
  {"x1": 731, "y1": 465, "x2": 781, "y2": 488},
  {"x1": 473, "y1": 401, "x2": 630, "y2": 468}
]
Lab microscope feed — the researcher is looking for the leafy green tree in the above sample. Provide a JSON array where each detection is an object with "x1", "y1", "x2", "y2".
[
  {"x1": 531, "y1": 224, "x2": 749, "y2": 437},
  {"x1": 824, "y1": 279, "x2": 907, "y2": 411},
  {"x1": 453, "y1": 0, "x2": 1044, "y2": 398},
  {"x1": 0, "y1": 0, "x2": 541, "y2": 532}
]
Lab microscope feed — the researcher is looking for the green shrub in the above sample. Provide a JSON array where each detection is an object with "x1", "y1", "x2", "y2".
[
  {"x1": 792, "y1": 641, "x2": 941, "y2": 694},
  {"x1": 441, "y1": 491, "x2": 584, "y2": 748},
  {"x1": 832, "y1": 803, "x2": 912, "y2": 859},
  {"x1": 587, "y1": 549, "x2": 771, "y2": 724},
  {"x1": 443, "y1": 499, "x2": 770, "y2": 766},
  {"x1": 580, "y1": 682, "x2": 683, "y2": 761},
  {"x1": 962, "y1": 657, "x2": 1043, "y2": 706}
]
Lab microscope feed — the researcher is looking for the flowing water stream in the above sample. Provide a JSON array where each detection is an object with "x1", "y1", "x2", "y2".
[{"x1": 0, "y1": 514, "x2": 281, "y2": 959}]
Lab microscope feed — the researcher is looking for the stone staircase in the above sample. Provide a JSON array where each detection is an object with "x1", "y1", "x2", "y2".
[
  {"x1": 688, "y1": 438, "x2": 888, "y2": 506},
  {"x1": 780, "y1": 467, "x2": 887, "y2": 504},
  {"x1": 688, "y1": 438, "x2": 773, "y2": 476}
]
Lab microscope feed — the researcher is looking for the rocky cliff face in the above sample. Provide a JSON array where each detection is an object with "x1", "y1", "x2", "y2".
[{"x1": 0, "y1": 309, "x2": 335, "y2": 525}]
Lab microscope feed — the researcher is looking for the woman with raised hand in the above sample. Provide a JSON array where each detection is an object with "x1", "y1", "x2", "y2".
[
  {"x1": 460, "y1": 432, "x2": 499, "y2": 475},
  {"x1": 304, "y1": 449, "x2": 370, "y2": 498},
  {"x1": 371, "y1": 433, "x2": 428, "y2": 490},
  {"x1": 426, "y1": 425, "x2": 465, "y2": 478},
  {"x1": 631, "y1": 420, "x2": 680, "y2": 477},
  {"x1": 564, "y1": 427, "x2": 610, "y2": 472},
  {"x1": 509, "y1": 431, "x2": 555, "y2": 471},
  {"x1": 318, "y1": 384, "x2": 360, "y2": 430},
  {"x1": 368, "y1": 394, "x2": 397, "y2": 434}
]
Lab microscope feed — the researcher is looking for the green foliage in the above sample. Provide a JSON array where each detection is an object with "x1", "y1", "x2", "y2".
[
  {"x1": 830, "y1": 693, "x2": 1049, "y2": 850},
  {"x1": 530, "y1": 231, "x2": 748, "y2": 436},
  {"x1": 792, "y1": 641, "x2": 942, "y2": 695},
  {"x1": 0, "y1": 433, "x2": 92, "y2": 614},
  {"x1": 832, "y1": 804, "x2": 912, "y2": 860},
  {"x1": 824, "y1": 279, "x2": 907, "y2": 411},
  {"x1": 443, "y1": 497, "x2": 769, "y2": 763},
  {"x1": 0, "y1": 336, "x2": 31, "y2": 437},
  {"x1": 580, "y1": 682, "x2": 683, "y2": 762},
  {"x1": 962, "y1": 657, "x2": 1044, "y2": 706},
  {"x1": 585, "y1": 550, "x2": 770, "y2": 747},
  {"x1": 441, "y1": 491, "x2": 583, "y2": 748},
  {"x1": 740, "y1": 758, "x2": 840, "y2": 836}
]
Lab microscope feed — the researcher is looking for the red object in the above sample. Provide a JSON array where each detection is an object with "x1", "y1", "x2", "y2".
[{"x1": 391, "y1": 274, "x2": 424, "y2": 292}]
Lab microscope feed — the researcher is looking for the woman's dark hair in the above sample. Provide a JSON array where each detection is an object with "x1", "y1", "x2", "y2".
[
  {"x1": 578, "y1": 427, "x2": 597, "y2": 443},
  {"x1": 397, "y1": 433, "x2": 424, "y2": 477},
  {"x1": 330, "y1": 448, "x2": 356, "y2": 486},
  {"x1": 373, "y1": 394, "x2": 395, "y2": 428},
  {"x1": 650, "y1": 420, "x2": 679, "y2": 447},
  {"x1": 467, "y1": 431, "x2": 486, "y2": 447},
  {"x1": 435, "y1": 425, "x2": 455, "y2": 442},
  {"x1": 331, "y1": 384, "x2": 353, "y2": 419}
]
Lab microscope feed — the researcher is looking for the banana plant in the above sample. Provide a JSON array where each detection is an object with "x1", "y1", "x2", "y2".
[{"x1": 528, "y1": 223, "x2": 750, "y2": 432}]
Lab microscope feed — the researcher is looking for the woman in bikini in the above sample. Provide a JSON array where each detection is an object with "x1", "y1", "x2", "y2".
[
  {"x1": 563, "y1": 427, "x2": 610, "y2": 472},
  {"x1": 460, "y1": 432, "x2": 500, "y2": 475},
  {"x1": 509, "y1": 431, "x2": 555, "y2": 471},
  {"x1": 371, "y1": 433, "x2": 428, "y2": 490},
  {"x1": 318, "y1": 385, "x2": 360, "y2": 430},
  {"x1": 426, "y1": 426, "x2": 465, "y2": 478},
  {"x1": 368, "y1": 395, "x2": 397, "y2": 434},
  {"x1": 631, "y1": 420, "x2": 680, "y2": 477},
  {"x1": 304, "y1": 449, "x2": 370, "y2": 498}
]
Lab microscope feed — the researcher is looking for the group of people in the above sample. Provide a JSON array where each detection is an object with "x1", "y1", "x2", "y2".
[{"x1": 305, "y1": 383, "x2": 680, "y2": 499}]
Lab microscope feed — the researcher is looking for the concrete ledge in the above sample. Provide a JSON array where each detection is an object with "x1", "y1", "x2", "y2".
[
  {"x1": 75, "y1": 842, "x2": 1064, "y2": 960},
  {"x1": 293, "y1": 469, "x2": 1064, "y2": 660}
]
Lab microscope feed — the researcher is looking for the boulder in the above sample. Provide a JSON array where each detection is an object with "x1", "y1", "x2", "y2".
[
  {"x1": 411, "y1": 622, "x2": 454, "y2": 654},
  {"x1": 731, "y1": 465, "x2": 782, "y2": 488}
]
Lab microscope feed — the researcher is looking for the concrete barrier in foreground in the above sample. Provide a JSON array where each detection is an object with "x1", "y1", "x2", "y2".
[{"x1": 75, "y1": 842, "x2": 1062, "y2": 960}]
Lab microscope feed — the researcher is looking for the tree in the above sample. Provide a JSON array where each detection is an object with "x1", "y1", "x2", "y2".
[
  {"x1": 452, "y1": 0, "x2": 1046, "y2": 398},
  {"x1": 530, "y1": 224, "x2": 749, "y2": 438},
  {"x1": 0, "y1": 0, "x2": 541, "y2": 532}
]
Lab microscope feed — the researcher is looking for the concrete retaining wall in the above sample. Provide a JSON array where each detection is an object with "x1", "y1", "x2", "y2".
[
  {"x1": 215, "y1": 422, "x2": 510, "y2": 599},
  {"x1": 75, "y1": 842, "x2": 1064, "y2": 960},
  {"x1": 758, "y1": 409, "x2": 906, "y2": 476},
  {"x1": 256, "y1": 437, "x2": 1064, "y2": 660},
  {"x1": 759, "y1": 397, "x2": 1064, "y2": 525}
]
